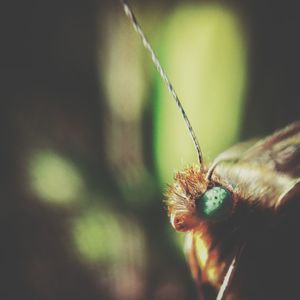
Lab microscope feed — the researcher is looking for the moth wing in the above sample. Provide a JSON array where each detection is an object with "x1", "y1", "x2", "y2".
[
  {"x1": 208, "y1": 139, "x2": 258, "y2": 174},
  {"x1": 240, "y1": 121, "x2": 300, "y2": 177},
  {"x1": 212, "y1": 121, "x2": 300, "y2": 209}
]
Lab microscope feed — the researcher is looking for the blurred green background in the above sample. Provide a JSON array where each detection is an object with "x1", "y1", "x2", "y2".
[{"x1": 1, "y1": 0, "x2": 299, "y2": 299}]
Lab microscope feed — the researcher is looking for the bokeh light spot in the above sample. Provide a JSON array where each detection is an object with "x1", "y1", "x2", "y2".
[
  {"x1": 72, "y1": 206, "x2": 146, "y2": 267},
  {"x1": 29, "y1": 150, "x2": 84, "y2": 205},
  {"x1": 72, "y1": 205, "x2": 147, "y2": 299},
  {"x1": 73, "y1": 207, "x2": 123, "y2": 263}
]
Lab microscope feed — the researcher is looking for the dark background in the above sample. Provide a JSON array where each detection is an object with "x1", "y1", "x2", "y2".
[{"x1": 1, "y1": 0, "x2": 299, "y2": 299}]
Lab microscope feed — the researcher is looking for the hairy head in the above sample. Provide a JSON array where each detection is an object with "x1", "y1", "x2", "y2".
[{"x1": 165, "y1": 166, "x2": 209, "y2": 231}]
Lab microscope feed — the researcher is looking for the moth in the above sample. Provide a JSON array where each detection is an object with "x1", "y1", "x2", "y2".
[{"x1": 121, "y1": 1, "x2": 300, "y2": 299}]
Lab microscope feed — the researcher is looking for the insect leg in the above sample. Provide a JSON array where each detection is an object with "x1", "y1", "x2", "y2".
[{"x1": 184, "y1": 232, "x2": 206, "y2": 300}]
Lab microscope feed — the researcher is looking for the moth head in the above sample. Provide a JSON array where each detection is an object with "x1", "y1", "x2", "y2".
[{"x1": 165, "y1": 166, "x2": 234, "y2": 232}]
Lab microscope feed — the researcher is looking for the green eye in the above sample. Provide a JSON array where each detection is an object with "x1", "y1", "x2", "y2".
[{"x1": 196, "y1": 186, "x2": 232, "y2": 220}]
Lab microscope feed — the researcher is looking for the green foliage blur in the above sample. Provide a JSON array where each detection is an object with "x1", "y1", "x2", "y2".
[{"x1": 1, "y1": 0, "x2": 299, "y2": 300}]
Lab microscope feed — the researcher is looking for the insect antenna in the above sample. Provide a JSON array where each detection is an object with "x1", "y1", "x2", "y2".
[
  {"x1": 216, "y1": 256, "x2": 236, "y2": 300},
  {"x1": 120, "y1": 0, "x2": 204, "y2": 168},
  {"x1": 216, "y1": 242, "x2": 246, "y2": 300}
]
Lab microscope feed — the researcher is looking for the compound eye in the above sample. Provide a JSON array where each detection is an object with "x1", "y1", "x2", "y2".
[{"x1": 196, "y1": 186, "x2": 232, "y2": 220}]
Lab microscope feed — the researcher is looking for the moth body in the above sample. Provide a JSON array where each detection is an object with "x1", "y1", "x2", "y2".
[
  {"x1": 120, "y1": 2, "x2": 300, "y2": 298},
  {"x1": 166, "y1": 122, "x2": 300, "y2": 299}
]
